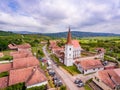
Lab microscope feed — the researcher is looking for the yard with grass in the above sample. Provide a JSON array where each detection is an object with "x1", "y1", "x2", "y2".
[
  {"x1": 31, "y1": 44, "x2": 44, "y2": 58},
  {"x1": 0, "y1": 55, "x2": 13, "y2": 61},
  {"x1": 0, "y1": 71, "x2": 9, "y2": 78},
  {"x1": 50, "y1": 54, "x2": 80, "y2": 75},
  {"x1": 84, "y1": 84, "x2": 92, "y2": 90}
]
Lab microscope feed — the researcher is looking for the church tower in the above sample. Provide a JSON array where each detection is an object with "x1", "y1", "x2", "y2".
[{"x1": 64, "y1": 27, "x2": 73, "y2": 66}]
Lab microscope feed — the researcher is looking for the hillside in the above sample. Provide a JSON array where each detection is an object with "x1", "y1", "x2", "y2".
[
  {"x1": 2, "y1": 30, "x2": 120, "y2": 38},
  {"x1": 41, "y1": 31, "x2": 120, "y2": 38},
  {"x1": 0, "y1": 30, "x2": 15, "y2": 36}
]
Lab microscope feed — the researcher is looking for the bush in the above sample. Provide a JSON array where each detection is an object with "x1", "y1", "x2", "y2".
[
  {"x1": 5, "y1": 83, "x2": 26, "y2": 90},
  {"x1": 60, "y1": 86, "x2": 66, "y2": 90}
]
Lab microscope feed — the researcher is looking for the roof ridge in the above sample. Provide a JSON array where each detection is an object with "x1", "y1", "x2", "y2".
[{"x1": 25, "y1": 66, "x2": 37, "y2": 84}]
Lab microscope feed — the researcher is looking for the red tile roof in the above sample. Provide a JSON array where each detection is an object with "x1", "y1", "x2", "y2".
[
  {"x1": 12, "y1": 52, "x2": 33, "y2": 59},
  {"x1": 98, "y1": 69, "x2": 120, "y2": 89},
  {"x1": 8, "y1": 44, "x2": 17, "y2": 50},
  {"x1": 0, "y1": 76, "x2": 8, "y2": 88},
  {"x1": 72, "y1": 40, "x2": 80, "y2": 48},
  {"x1": 10, "y1": 50, "x2": 32, "y2": 56},
  {"x1": 114, "y1": 69, "x2": 120, "y2": 77},
  {"x1": 13, "y1": 57, "x2": 39, "y2": 69},
  {"x1": 49, "y1": 41, "x2": 57, "y2": 49},
  {"x1": 26, "y1": 67, "x2": 47, "y2": 86},
  {"x1": 76, "y1": 59, "x2": 103, "y2": 70},
  {"x1": 0, "y1": 63, "x2": 12, "y2": 73},
  {"x1": 9, "y1": 66, "x2": 34, "y2": 86},
  {"x1": 17, "y1": 43, "x2": 31, "y2": 49},
  {"x1": 9, "y1": 66, "x2": 47, "y2": 86}
]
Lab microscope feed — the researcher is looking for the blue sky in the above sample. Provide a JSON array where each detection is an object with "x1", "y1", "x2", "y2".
[{"x1": 0, "y1": 0, "x2": 120, "y2": 33}]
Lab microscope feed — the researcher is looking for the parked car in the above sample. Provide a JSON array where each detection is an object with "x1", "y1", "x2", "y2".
[
  {"x1": 47, "y1": 66, "x2": 52, "y2": 70},
  {"x1": 54, "y1": 80, "x2": 63, "y2": 87},
  {"x1": 74, "y1": 78, "x2": 82, "y2": 84},
  {"x1": 77, "y1": 82, "x2": 84, "y2": 87},
  {"x1": 48, "y1": 70, "x2": 55, "y2": 76},
  {"x1": 52, "y1": 76, "x2": 58, "y2": 81}
]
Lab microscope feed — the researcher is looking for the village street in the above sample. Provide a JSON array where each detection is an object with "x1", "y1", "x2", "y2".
[{"x1": 43, "y1": 45, "x2": 85, "y2": 90}]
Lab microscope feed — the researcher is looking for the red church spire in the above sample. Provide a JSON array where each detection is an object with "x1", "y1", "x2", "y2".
[{"x1": 66, "y1": 27, "x2": 72, "y2": 45}]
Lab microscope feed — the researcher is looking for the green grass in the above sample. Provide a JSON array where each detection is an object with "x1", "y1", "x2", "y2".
[
  {"x1": 84, "y1": 84, "x2": 92, "y2": 90},
  {"x1": 84, "y1": 78, "x2": 93, "y2": 90},
  {"x1": 50, "y1": 54, "x2": 80, "y2": 75},
  {"x1": 31, "y1": 44, "x2": 44, "y2": 58},
  {"x1": 0, "y1": 71, "x2": 9, "y2": 78},
  {"x1": 104, "y1": 55, "x2": 117, "y2": 63},
  {"x1": 62, "y1": 65, "x2": 80, "y2": 75},
  {"x1": 0, "y1": 55, "x2": 13, "y2": 61},
  {"x1": 39, "y1": 61, "x2": 47, "y2": 71}
]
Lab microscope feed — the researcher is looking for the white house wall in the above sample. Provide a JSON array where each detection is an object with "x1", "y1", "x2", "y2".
[
  {"x1": 83, "y1": 67, "x2": 104, "y2": 75},
  {"x1": 27, "y1": 81, "x2": 48, "y2": 88}
]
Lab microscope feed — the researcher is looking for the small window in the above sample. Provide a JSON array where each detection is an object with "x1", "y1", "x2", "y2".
[
  {"x1": 69, "y1": 48, "x2": 71, "y2": 50},
  {"x1": 69, "y1": 54, "x2": 71, "y2": 56}
]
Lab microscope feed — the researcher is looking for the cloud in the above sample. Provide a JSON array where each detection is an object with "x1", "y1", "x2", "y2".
[{"x1": 0, "y1": 0, "x2": 120, "y2": 33}]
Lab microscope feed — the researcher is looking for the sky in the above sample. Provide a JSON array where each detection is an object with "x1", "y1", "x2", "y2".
[{"x1": 0, "y1": 0, "x2": 120, "y2": 33}]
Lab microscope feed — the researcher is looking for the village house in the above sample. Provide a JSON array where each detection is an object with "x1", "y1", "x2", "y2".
[
  {"x1": 10, "y1": 50, "x2": 33, "y2": 59},
  {"x1": 17, "y1": 43, "x2": 31, "y2": 51},
  {"x1": 95, "y1": 48, "x2": 105, "y2": 60},
  {"x1": 8, "y1": 43, "x2": 17, "y2": 50},
  {"x1": 9, "y1": 66, "x2": 47, "y2": 88},
  {"x1": 75, "y1": 59, "x2": 104, "y2": 74},
  {"x1": 93, "y1": 68, "x2": 120, "y2": 90},
  {"x1": 8, "y1": 43, "x2": 31, "y2": 51},
  {"x1": 0, "y1": 66, "x2": 47, "y2": 88},
  {"x1": 12, "y1": 56, "x2": 40, "y2": 69},
  {"x1": 0, "y1": 44, "x2": 47, "y2": 89},
  {"x1": 49, "y1": 40, "x2": 63, "y2": 53}
]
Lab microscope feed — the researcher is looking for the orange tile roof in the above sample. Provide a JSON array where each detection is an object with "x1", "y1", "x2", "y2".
[
  {"x1": 76, "y1": 59, "x2": 103, "y2": 70},
  {"x1": 0, "y1": 76, "x2": 8, "y2": 88},
  {"x1": 72, "y1": 40, "x2": 80, "y2": 48},
  {"x1": 9, "y1": 66, "x2": 47, "y2": 86},
  {"x1": 13, "y1": 57, "x2": 39, "y2": 69},
  {"x1": 0, "y1": 63, "x2": 12, "y2": 73},
  {"x1": 98, "y1": 69, "x2": 120, "y2": 89}
]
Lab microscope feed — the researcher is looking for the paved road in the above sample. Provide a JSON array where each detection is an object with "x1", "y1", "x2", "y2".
[
  {"x1": 73, "y1": 73, "x2": 95, "y2": 83},
  {"x1": 43, "y1": 45, "x2": 84, "y2": 90}
]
